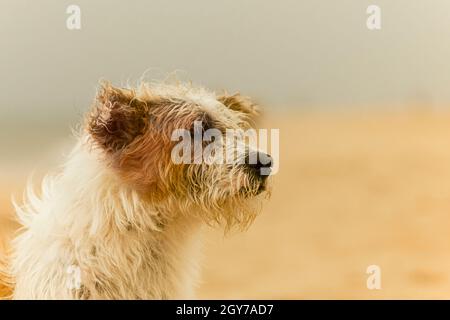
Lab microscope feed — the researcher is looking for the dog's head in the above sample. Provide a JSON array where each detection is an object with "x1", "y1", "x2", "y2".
[{"x1": 87, "y1": 81, "x2": 272, "y2": 230}]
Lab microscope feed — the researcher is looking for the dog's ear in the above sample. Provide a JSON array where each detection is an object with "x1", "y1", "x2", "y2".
[
  {"x1": 87, "y1": 81, "x2": 150, "y2": 153},
  {"x1": 217, "y1": 93, "x2": 260, "y2": 120}
]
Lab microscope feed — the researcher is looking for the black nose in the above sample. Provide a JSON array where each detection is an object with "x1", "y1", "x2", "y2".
[{"x1": 246, "y1": 152, "x2": 272, "y2": 176}]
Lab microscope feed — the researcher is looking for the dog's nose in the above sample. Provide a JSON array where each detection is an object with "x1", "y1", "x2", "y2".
[{"x1": 246, "y1": 152, "x2": 272, "y2": 176}]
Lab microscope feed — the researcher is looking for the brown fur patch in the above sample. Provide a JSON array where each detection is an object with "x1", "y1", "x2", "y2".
[
  {"x1": 0, "y1": 258, "x2": 13, "y2": 299},
  {"x1": 87, "y1": 82, "x2": 210, "y2": 198},
  {"x1": 0, "y1": 282, "x2": 13, "y2": 300},
  {"x1": 87, "y1": 82, "x2": 152, "y2": 154}
]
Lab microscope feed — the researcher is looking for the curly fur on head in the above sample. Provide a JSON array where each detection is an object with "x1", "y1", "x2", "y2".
[{"x1": 6, "y1": 80, "x2": 272, "y2": 299}]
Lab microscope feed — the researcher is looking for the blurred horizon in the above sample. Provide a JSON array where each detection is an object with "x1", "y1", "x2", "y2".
[{"x1": 2, "y1": 0, "x2": 450, "y2": 115}]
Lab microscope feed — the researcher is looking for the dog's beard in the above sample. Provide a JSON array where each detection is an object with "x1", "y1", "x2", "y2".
[{"x1": 173, "y1": 164, "x2": 271, "y2": 231}]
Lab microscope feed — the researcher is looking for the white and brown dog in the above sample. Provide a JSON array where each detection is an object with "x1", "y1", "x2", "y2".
[{"x1": 5, "y1": 80, "x2": 272, "y2": 299}]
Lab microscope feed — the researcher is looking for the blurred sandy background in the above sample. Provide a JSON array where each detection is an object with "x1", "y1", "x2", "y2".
[
  {"x1": 199, "y1": 111, "x2": 450, "y2": 299},
  {"x1": 4, "y1": 0, "x2": 450, "y2": 299},
  {"x1": 4, "y1": 110, "x2": 450, "y2": 299}
]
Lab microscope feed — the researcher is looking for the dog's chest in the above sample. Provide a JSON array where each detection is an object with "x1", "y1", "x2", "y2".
[{"x1": 85, "y1": 217, "x2": 204, "y2": 299}]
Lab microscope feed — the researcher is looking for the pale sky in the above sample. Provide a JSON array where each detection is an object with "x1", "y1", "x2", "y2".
[{"x1": 2, "y1": 0, "x2": 450, "y2": 119}]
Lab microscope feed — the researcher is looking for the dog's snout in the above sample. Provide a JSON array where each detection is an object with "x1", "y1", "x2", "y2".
[{"x1": 246, "y1": 152, "x2": 272, "y2": 176}]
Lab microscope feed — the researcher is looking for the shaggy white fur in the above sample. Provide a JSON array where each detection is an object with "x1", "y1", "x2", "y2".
[{"x1": 12, "y1": 141, "x2": 203, "y2": 299}]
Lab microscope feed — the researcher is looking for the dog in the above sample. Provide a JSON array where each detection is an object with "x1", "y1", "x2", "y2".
[{"x1": 3, "y1": 80, "x2": 272, "y2": 299}]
